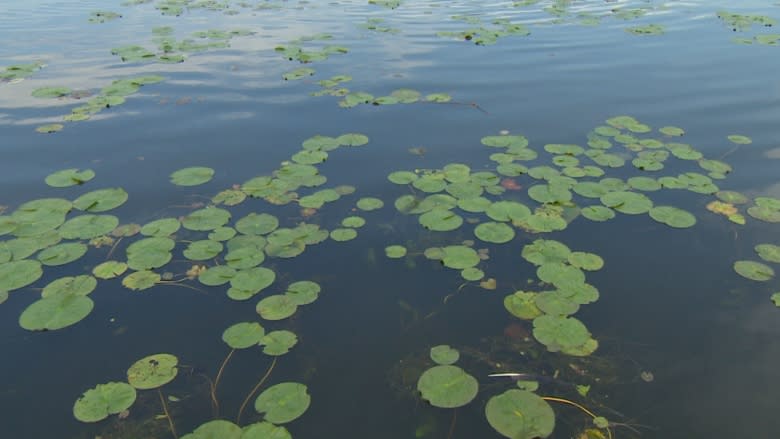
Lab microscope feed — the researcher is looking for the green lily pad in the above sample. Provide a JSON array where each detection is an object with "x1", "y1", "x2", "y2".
[
  {"x1": 0, "y1": 259, "x2": 43, "y2": 292},
  {"x1": 537, "y1": 263, "x2": 585, "y2": 287},
  {"x1": 59, "y1": 214, "x2": 119, "y2": 240},
  {"x1": 385, "y1": 245, "x2": 407, "y2": 258},
  {"x1": 458, "y1": 197, "x2": 492, "y2": 213},
  {"x1": 37, "y1": 242, "x2": 87, "y2": 266},
  {"x1": 330, "y1": 228, "x2": 357, "y2": 241},
  {"x1": 199, "y1": 266, "x2": 237, "y2": 286},
  {"x1": 73, "y1": 188, "x2": 128, "y2": 212},
  {"x1": 127, "y1": 353, "x2": 178, "y2": 390},
  {"x1": 771, "y1": 293, "x2": 780, "y2": 307},
  {"x1": 441, "y1": 245, "x2": 480, "y2": 269},
  {"x1": 182, "y1": 207, "x2": 231, "y2": 231},
  {"x1": 727, "y1": 135, "x2": 752, "y2": 145},
  {"x1": 522, "y1": 239, "x2": 571, "y2": 266},
  {"x1": 45, "y1": 169, "x2": 95, "y2": 187},
  {"x1": 302, "y1": 135, "x2": 340, "y2": 151},
  {"x1": 209, "y1": 227, "x2": 237, "y2": 241},
  {"x1": 73, "y1": 382, "x2": 137, "y2": 423},
  {"x1": 122, "y1": 270, "x2": 161, "y2": 291},
  {"x1": 285, "y1": 281, "x2": 321, "y2": 305},
  {"x1": 126, "y1": 237, "x2": 174, "y2": 270},
  {"x1": 356, "y1": 197, "x2": 384, "y2": 211},
  {"x1": 532, "y1": 314, "x2": 591, "y2": 352},
  {"x1": 93, "y1": 261, "x2": 128, "y2": 279},
  {"x1": 486, "y1": 201, "x2": 531, "y2": 222},
  {"x1": 420, "y1": 209, "x2": 463, "y2": 232},
  {"x1": 341, "y1": 216, "x2": 366, "y2": 228},
  {"x1": 755, "y1": 244, "x2": 780, "y2": 263},
  {"x1": 32, "y1": 86, "x2": 72, "y2": 98},
  {"x1": 659, "y1": 126, "x2": 684, "y2": 136},
  {"x1": 181, "y1": 420, "x2": 241, "y2": 439},
  {"x1": 474, "y1": 222, "x2": 515, "y2": 244},
  {"x1": 140, "y1": 218, "x2": 180, "y2": 237},
  {"x1": 183, "y1": 240, "x2": 223, "y2": 260},
  {"x1": 535, "y1": 291, "x2": 579, "y2": 316},
  {"x1": 388, "y1": 171, "x2": 418, "y2": 184},
  {"x1": 430, "y1": 345, "x2": 460, "y2": 365},
  {"x1": 212, "y1": 190, "x2": 246, "y2": 206},
  {"x1": 222, "y1": 322, "x2": 265, "y2": 349},
  {"x1": 255, "y1": 382, "x2": 311, "y2": 423},
  {"x1": 260, "y1": 330, "x2": 298, "y2": 356},
  {"x1": 257, "y1": 295, "x2": 298, "y2": 320},
  {"x1": 42, "y1": 275, "x2": 96, "y2": 298},
  {"x1": 19, "y1": 294, "x2": 94, "y2": 331},
  {"x1": 242, "y1": 422, "x2": 292, "y2": 439},
  {"x1": 292, "y1": 150, "x2": 328, "y2": 165},
  {"x1": 461, "y1": 267, "x2": 484, "y2": 281},
  {"x1": 716, "y1": 191, "x2": 749, "y2": 204},
  {"x1": 36, "y1": 124, "x2": 64, "y2": 133},
  {"x1": 485, "y1": 389, "x2": 555, "y2": 439},
  {"x1": 567, "y1": 252, "x2": 604, "y2": 271},
  {"x1": 600, "y1": 191, "x2": 653, "y2": 214},
  {"x1": 337, "y1": 133, "x2": 369, "y2": 146},
  {"x1": 504, "y1": 291, "x2": 542, "y2": 320},
  {"x1": 649, "y1": 206, "x2": 696, "y2": 228},
  {"x1": 229, "y1": 267, "x2": 275, "y2": 294},
  {"x1": 628, "y1": 177, "x2": 661, "y2": 192},
  {"x1": 734, "y1": 260, "x2": 775, "y2": 281},
  {"x1": 170, "y1": 167, "x2": 214, "y2": 186},
  {"x1": 580, "y1": 205, "x2": 615, "y2": 222},
  {"x1": 417, "y1": 365, "x2": 478, "y2": 408}
]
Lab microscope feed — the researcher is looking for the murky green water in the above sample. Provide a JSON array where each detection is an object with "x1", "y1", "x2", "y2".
[{"x1": 2, "y1": 1, "x2": 780, "y2": 438}]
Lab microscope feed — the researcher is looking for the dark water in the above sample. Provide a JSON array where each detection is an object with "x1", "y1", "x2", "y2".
[{"x1": 2, "y1": 0, "x2": 780, "y2": 438}]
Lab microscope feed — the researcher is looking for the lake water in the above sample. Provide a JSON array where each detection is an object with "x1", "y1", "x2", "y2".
[{"x1": 2, "y1": 0, "x2": 780, "y2": 438}]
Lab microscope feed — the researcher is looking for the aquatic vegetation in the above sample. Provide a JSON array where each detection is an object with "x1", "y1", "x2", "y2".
[
  {"x1": 486, "y1": 389, "x2": 555, "y2": 438},
  {"x1": 0, "y1": 61, "x2": 44, "y2": 83},
  {"x1": 88, "y1": 11, "x2": 122, "y2": 23},
  {"x1": 625, "y1": 24, "x2": 665, "y2": 36},
  {"x1": 73, "y1": 382, "x2": 136, "y2": 422}
]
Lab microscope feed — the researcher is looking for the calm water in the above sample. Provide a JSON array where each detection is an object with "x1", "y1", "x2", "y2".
[{"x1": 2, "y1": 0, "x2": 780, "y2": 438}]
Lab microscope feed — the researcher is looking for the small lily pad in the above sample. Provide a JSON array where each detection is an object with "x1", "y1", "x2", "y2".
[
  {"x1": 183, "y1": 240, "x2": 223, "y2": 260},
  {"x1": 182, "y1": 207, "x2": 231, "y2": 231},
  {"x1": 140, "y1": 218, "x2": 180, "y2": 237},
  {"x1": 337, "y1": 133, "x2": 369, "y2": 146},
  {"x1": 181, "y1": 420, "x2": 241, "y2": 439},
  {"x1": 356, "y1": 197, "x2": 384, "y2": 211},
  {"x1": 222, "y1": 322, "x2": 265, "y2": 349},
  {"x1": 45, "y1": 169, "x2": 95, "y2": 187},
  {"x1": 430, "y1": 345, "x2": 460, "y2": 365},
  {"x1": 385, "y1": 245, "x2": 407, "y2": 258},
  {"x1": 93, "y1": 261, "x2": 128, "y2": 279},
  {"x1": 330, "y1": 228, "x2": 358, "y2": 241},
  {"x1": 417, "y1": 365, "x2": 478, "y2": 408},
  {"x1": 122, "y1": 270, "x2": 161, "y2": 291},
  {"x1": 36, "y1": 124, "x2": 64, "y2": 133},
  {"x1": 474, "y1": 222, "x2": 515, "y2": 243},
  {"x1": 727, "y1": 135, "x2": 752, "y2": 145},
  {"x1": 260, "y1": 330, "x2": 298, "y2": 356},
  {"x1": 285, "y1": 280, "x2": 321, "y2": 305},
  {"x1": 170, "y1": 167, "x2": 214, "y2": 186},
  {"x1": 255, "y1": 382, "x2": 311, "y2": 424},
  {"x1": 420, "y1": 209, "x2": 463, "y2": 231},
  {"x1": 73, "y1": 382, "x2": 137, "y2": 423},
  {"x1": 649, "y1": 206, "x2": 696, "y2": 228},
  {"x1": 441, "y1": 245, "x2": 480, "y2": 269},
  {"x1": 256, "y1": 295, "x2": 298, "y2": 320},
  {"x1": 127, "y1": 353, "x2": 178, "y2": 390}
]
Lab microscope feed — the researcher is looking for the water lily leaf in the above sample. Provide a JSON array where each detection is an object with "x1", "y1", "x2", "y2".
[
  {"x1": 356, "y1": 197, "x2": 384, "y2": 211},
  {"x1": 183, "y1": 240, "x2": 223, "y2": 260},
  {"x1": 716, "y1": 191, "x2": 748, "y2": 204},
  {"x1": 37, "y1": 242, "x2": 87, "y2": 266},
  {"x1": 302, "y1": 135, "x2": 340, "y2": 151},
  {"x1": 337, "y1": 133, "x2": 369, "y2": 147},
  {"x1": 627, "y1": 177, "x2": 661, "y2": 192},
  {"x1": 181, "y1": 420, "x2": 241, "y2": 439},
  {"x1": 426, "y1": 93, "x2": 452, "y2": 103},
  {"x1": 330, "y1": 228, "x2": 357, "y2": 241},
  {"x1": 122, "y1": 270, "x2": 161, "y2": 290},
  {"x1": 522, "y1": 239, "x2": 570, "y2": 266},
  {"x1": 748, "y1": 205, "x2": 780, "y2": 223},
  {"x1": 486, "y1": 201, "x2": 531, "y2": 222},
  {"x1": 659, "y1": 126, "x2": 684, "y2": 136},
  {"x1": 222, "y1": 322, "x2": 265, "y2": 349},
  {"x1": 93, "y1": 261, "x2": 128, "y2": 279},
  {"x1": 457, "y1": 196, "x2": 492, "y2": 213},
  {"x1": 388, "y1": 171, "x2": 418, "y2": 184},
  {"x1": 170, "y1": 167, "x2": 214, "y2": 186},
  {"x1": 127, "y1": 353, "x2": 178, "y2": 390},
  {"x1": 235, "y1": 213, "x2": 279, "y2": 236},
  {"x1": 285, "y1": 280, "x2": 321, "y2": 305},
  {"x1": 229, "y1": 267, "x2": 275, "y2": 294},
  {"x1": 242, "y1": 422, "x2": 291, "y2": 439},
  {"x1": 474, "y1": 222, "x2": 515, "y2": 244},
  {"x1": 413, "y1": 176, "x2": 447, "y2": 193},
  {"x1": 182, "y1": 207, "x2": 231, "y2": 231},
  {"x1": 73, "y1": 382, "x2": 136, "y2": 423},
  {"x1": 199, "y1": 266, "x2": 237, "y2": 286},
  {"x1": 734, "y1": 260, "x2": 774, "y2": 281},
  {"x1": 481, "y1": 135, "x2": 528, "y2": 148},
  {"x1": 568, "y1": 252, "x2": 604, "y2": 271},
  {"x1": 430, "y1": 345, "x2": 460, "y2": 365},
  {"x1": 140, "y1": 218, "x2": 180, "y2": 237},
  {"x1": 340, "y1": 216, "x2": 365, "y2": 229},
  {"x1": 42, "y1": 275, "x2": 96, "y2": 298},
  {"x1": 255, "y1": 382, "x2": 310, "y2": 424},
  {"x1": 420, "y1": 209, "x2": 463, "y2": 232},
  {"x1": 504, "y1": 291, "x2": 542, "y2": 320},
  {"x1": 213, "y1": 189, "x2": 246, "y2": 206},
  {"x1": 292, "y1": 150, "x2": 328, "y2": 165},
  {"x1": 19, "y1": 294, "x2": 94, "y2": 330},
  {"x1": 600, "y1": 191, "x2": 653, "y2": 214},
  {"x1": 535, "y1": 291, "x2": 579, "y2": 316},
  {"x1": 60, "y1": 214, "x2": 119, "y2": 239},
  {"x1": 727, "y1": 135, "x2": 752, "y2": 145},
  {"x1": 649, "y1": 206, "x2": 696, "y2": 228},
  {"x1": 127, "y1": 237, "x2": 174, "y2": 270},
  {"x1": 533, "y1": 314, "x2": 591, "y2": 352},
  {"x1": 209, "y1": 227, "x2": 237, "y2": 241},
  {"x1": 283, "y1": 67, "x2": 315, "y2": 80},
  {"x1": 260, "y1": 330, "x2": 298, "y2": 356},
  {"x1": 36, "y1": 124, "x2": 64, "y2": 133},
  {"x1": 73, "y1": 188, "x2": 128, "y2": 212},
  {"x1": 528, "y1": 184, "x2": 572, "y2": 204},
  {"x1": 537, "y1": 263, "x2": 585, "y2": 287},
  {"x1": 32, "y1": 86, "x2": 71, "y2": 98},
  {"x1": 485, "y1": 389, "x2": 555, "y2": 439},
  {"x1": 45, "y1": 169, "x2": 95, "y2": 187},
  {"x1": 257, "y1": 295, "x2": 298, "y2": 320},
  {"x1": 390, "y1": 88, "x2": 420, "y2": 103},
  {"x1": 442, "y1": 245, "x2": 480, "y2": 269},
  {"x1": 385, "y1": 245, "x2": 407, "y2": 258},
  {"x1": 417, "y1": 365, "x2": 478, "y2": 408},
  {"x1": 755, "y1": 244, "x2": 780, "y2": 263},
  {"x1": 771, "y1": 293, "x2": 780, "y2": 307},
  {"x1": 580, "y1": 205, "x2": 615, "y2": 222},
  {"x1": 461, "y1": 267, "x2": 484, "y2": 281}
]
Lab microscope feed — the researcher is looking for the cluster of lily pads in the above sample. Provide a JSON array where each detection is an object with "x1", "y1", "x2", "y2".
[
  {"x1": 511, "y1": 1, "x2": 662, "y2": 35},
  {"x1": 112, "y1": 27, "x2": 254, "y2": 64},
  {"x1": 437, "y1": 15, "x2": 531, "y2": 46},
  {"x1": 0, "y1": 61, "x2": 44, "y2": 83},
  {"x1": 358, "y1": 17, "x2": 401, "y2": 34},
  {"x1": 717, "y1": 10, "x2": 779, "y2": 45}
]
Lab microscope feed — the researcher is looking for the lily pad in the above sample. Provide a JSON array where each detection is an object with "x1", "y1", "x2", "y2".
[
  {"x1": 504, "y1": 291, "x2": 543, "y2": 320},
  {"x1": 356, "y1": 197, "x2": 384, "y2": 211},
  {"x1": 567, "y1": 252, "x2": 604, "y2": 271},
  {"x1": 182, "y1": 207, "x2": 231, "y2": 231},
  {"x1": 337, "y1": 133, "x2": 369, "y2": 147},
  {"x1": 727, "y1": 135, "x2": 752, "y2": 145},
  {"x1": 60, "y1": 214, "x2": 119, "y2": 240},
  {"x1": 0, "y1": 260, "x2": 42, "y2": 292},
  {"x1": 260, "y1": 330, "x2": 298, "y2": 356},
  {"x1": 183, "y1": 240, "x2": 223, "y2": 260},
  {"x1": 734, "y1": 260, "x2": 775, "y2": 281},
  {"x1": 19, "y1": 294, "x2": 94, "y2": 330},
  {"x1": 127, "y1": 353, "x2": 178, "y2": 390},
  {"x1": 285, "y1": 281, "x2": 321, "y2": 305},
  {"x1": 474, "y1": 222, "x2": 515, "y2": 244},
  {"x1": 170, "y1": 167, "x2": 214, "y2": 186},
  {"x1": 181, "y1": 420, "x2": 242, "y2": 439},
  {"x1": 93, "y1": 261, "x2": 128, "y2": 279},
  {"x1": 420, "y1": 209, "x2": 463, "y2": 232},
  {"x1": 755, "y1": 244, "x2": 780, "y2": 263},
  {"x1": 580, "y1": 205, "x2": 615, "y2": 222},
  {"x1": 522, "y1": 239, "x2": 571, "y2": 266},
  {"x1": 235, "y1": 213, "x2": 279, "y2": 235},
  {"x1": 441, "y1": 245, "x2": 480, "y2": 269},
  {"x1": 430, "y1": 345, "x2": 460, "y2": 365},
  {"x1": 37, "y1": 242, "x2": 87, "y2": 266},
  {"x1": 199, "y1": 265, "x2": 237, "y2": 286},
  {"x1": 73, "y1": 188, "x2": 128, "y2": 212},
  {"x1": 461, "y1": 267, "x2": 484, "y2": 281},
  {"x1": 42, "y1": 275, "x2": 96, "y2": 298},
  {"x1": 140, "y1": 218, "x2": 180, "y2": 237},
  {"x1": 485, "y1": 389, "x2": 555, "y2": 439},
  {"x1": 229, "y1": 267, "x2": 275, "y2": 294},
  {"x1": 122, "y1": 270, "x2": 161, "y2": 291},
  {"x1": 126, "y1": 237, "x2": 174, "y2": 270},
  {"x1": 532, "y1": 315, "x2": 591, "y2": 352},
  {"x1": 385, "y1": 245, "x2": 407, "y2": 258},
  {"x1": 257, "y1": 295, "x2": 298, "y2": 320},
  {"x1": 45, "y1": 169, "x2": 95, "y2": 187},
  {"x1": 600, "y1": 191, "x2": 653, "y2": 214},
  {"x1": 255, "y1": 382, "x2": 311, "y2": 424},
  {"x1": 36, "y1": 124, "x2": 64, "y2": 133},
  {"x1": 649, "y1": 206, "x2": 696, "y2": 228},
  {"x1": 73, "y1": 382, "x2": 137, "y2": 423},
  {"x1": 242, "y1": 422, "x2": 292, "y2": 439},
  {"x1": 417, "y1": 365, "x2": 478, "y2": 408},
  {"x1": 486, "y1": 201, "x2": 531, "y2": 222},
  {"x1": 222, "y1": 322, "x2": 265, "y2": 349},
  {"x1": 330, "y1": 228, "x2": 357, "y2": 241}
]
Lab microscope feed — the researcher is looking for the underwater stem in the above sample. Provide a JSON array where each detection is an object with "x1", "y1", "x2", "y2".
[
  {"x1": 210, "y1": 348, "x2": 235, "y2": 416},
  {"x1": 447, "y1": 408, "x2": 457, "y2": 439},
  {"x1": 236, "y1": 356, "x2": 278, "y2": 424},
  {"x1": 158, "y1": 389, "x2": 178, "y2": 439},
  {"x1": 106, "y1": 236, "x2": 123, "y2": 259}
]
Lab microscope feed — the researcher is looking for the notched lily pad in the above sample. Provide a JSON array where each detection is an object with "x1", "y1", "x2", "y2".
[
  {"x1": 73, "y1": 382, "x2": 137, "y2": 423},
  {"x1": 417, "y1": 365, "x2": 478, "y2": 408},
  {"x1": 254, "y1": 382, "x2": 311, "y2": 424},
  {"x1": 127, "y1": 353, "x2": 178, "y2": 390}
]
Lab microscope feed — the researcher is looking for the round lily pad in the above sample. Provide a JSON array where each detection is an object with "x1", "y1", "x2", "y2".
[
  {"x1": 486, "y1": 201, "x2": 531, "y2": 222},
  {"x1": 417, "y1": 365, "x2": 478, "y2": 408},
  {"x1": 122, "y1": 270, "x2": 161, "y2": 291},
  {"x1": 222, "y1": 322, "x2": 265, "y2": 349},
  {"x1": 535, "y1": 291, "x2": 579, "y2": 316},
  {"x1": 441, "y1": 245, "x2": 480, "y2": 269},
  {"x1": 285, "y1": 280, "x2": 320, "y2": 305},
  {"x1": 45, "y1": 168, "x2": 95, "y2": 187},
  {"x1": 600, "y1": 191, "x2": 653, "y2": 214},
  {"x1": 36, "y1": 123, "x2": 64, "y2": 133},
  {"x1": 242, "y1": 422, "x2": 292, "y2": 439},
  {"x1": 199, "y1": 266, "x2": 237, "y2": 286},
  {"x1": 342, "y1": 216, "x2": 366, "y2": 228},
  {"x1": 183, "y1": 240, "x2": 223, "y2": 260},
  {"x1": 734, "y1": 260, "x2": 775, "y2": 281},
  {"x1": 42, "y1": 275, "x2": 96, "y2": 298},
  {"x1": 356, "y1": 197, "x2": 384, "y2": 211},
  {"x1": 126, "y1": 237, "x2": 174, "y2": 270},
  {"x1": 474, "y1": 222, "x2": 515, "y2": 244},
  {"x1": 388, "y1": 171, "x2": 418, "y2": 184},
  {"x1": 522, "y1": 239, "x2": 570, "y2": 266},
  {"x1": 567, "y1": 252, "x2": 604, "y2": 271},
  {"x1": 716, "y1": 191, "x2": 748, "y2": 204},
  {"x1": 430, "y1": 345, "x2": 459, "y2": 365},
  {"x1": 127, "y1": 353, "x2": 178, "y2": 390},
  {"x1": 229, "y1": 267, "x2": 275, "y2": 293},
  {"x1": 236, "y1": 213, "x2": 279, "y2": 235},
  {"x1": 580, "y1": 205, "x2": 615, "y2": 222},
  {"x1": 755, "y1": 244, "x2": 780, "y2": 263},
  {"x1": 73, "y1": 382, "x2": 137, "y2": 423},
  {"x1": 504, "y1": 291, "x2": 543, "y2": 320},
  {"x1": 257, "y1": 295, "x2": 298, "y2": 320},
  {"x1": 170, "y1": 167, "x2": 214, "y2": 186},
  {"x1": 140, "y1": 218, "x2": 180, "y2": 237},
  {"x1": 385, "y1": 245, "x2": 407, "y2": 258},
  {"x1": 181, "y1": 420, "x2": 242, "y2": 439},
  {"x1": 73, "y1": 188, "x2": 128, "y2": 212},
  {"x1": 255, "y1": 382, "x2": 311, "y2": 424},
  {"x1": 337, "y1": 133, "x2": 369, "y2": 146},
  {"x1": 461, "y1": 267, "x2": 484, "y2": 281},
  {"x1": 60, "y1": 214, "x2": 119, "y2": 239},
  {"x1": 260, "y1": 330, "x2": 298, "y2": 356},
  {"x1": 330, "y1": 228, "x2": 357, "y2": 241},
  {"x1": 649, "y1": 206, "x2": 696, "y2": 228},
  {"x1": 0, "y1": 260, "x2": 43, "y2": 292},
  {"x1": 93, "y1": 261, "x2": 128, "y2": 279},
  {"x1": 225, "y1": 247, "x2": 265, "y2": 269},
  {"x1": 420, "y1": 209, "x2": 463, "y2": 232},
  {"x1": 485, "y1": 389, "x2": 555, "y2": 439},
  {"x1": 533, "y1": 315, "x2": 590, "y2": 352},
  {"x1": 727, "y1": 134, "x2": 752, "y2": 144},
  {"x1": 19, "y1": 295, "x2": 94, "y2": 331},
  {"x1": 37, "y1": 242, "x2": 87, "y2": 266},
  {"x1": 182, "y1": 207, "x2": 231, "y2": 231}
]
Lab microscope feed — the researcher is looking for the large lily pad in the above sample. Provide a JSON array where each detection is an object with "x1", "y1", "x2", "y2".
[
  {"x1": 42, "y1": 275, "x2": 96, "y2": 298},
  {"x1": 126, "y1": 237, "x2": 174, "y2": 270},
  {"x1": 73, "y1": 188, "x2": 128, "y2": 212},
  {"x1": 45, "y1": 169, "x2": 95, "y2": 187},
  {"x1": 522, "y1": 239, "x2": 571, "y2": 266},
  {"x1": 37, "y1": 242, "x2": 88, "y2": 266},
  {"x1": 0, "y1": 260, "x2": 43, "y2": 292},
  {"x1": 474, "y1": 222, "x2": 515, "y2": 244},
  {"x1": 127, "y1": 353, "x2": 178, "y2": 390},
  {"x1": 222, "y1": 322, "x2": 265, "y2": 349},
  {"x1": 73, "y1": 382, "x2": 137, "y2": 423},
  {"x1": 122, "y1": 270, "x2": 161, "y2": 291},
  {"x1": 255, "y1": 382, "x2": 311, "y2": 424},
  {"x1": 485, "y1": 389, "x2": 555, "y2": 439},
  {"x1": 236, "y1": 213, "x2": 279, "y2": 235},
  {"x1": 417, "y1": 365, "x2": 478, "y2": 408},
  {"x1": 60, "y1": 215, "x2": 119, "y2": 239},
  {"x1": 183, "y1": 240, "x2": 223, "y2": 260},
  {"x1": 182, "y1": 207, "x2": 231, "y2": 231},
  {"x1": 93, "y1": 261, "x2": 128, "y2": 279},
  {"x1": 19, "y1": 295, "x2": 94, "y2": 330},
  {"x1": 734, "y1": 260, "x2": 775, "y2": 281},
  {"x1": 256, "y1": 295, "x2": 298, "y2": 320},
  {"x1": 441, "y1": 245, "x2": 480, "y2": 269},
  {"x1": 285, "y1": 280, "x2": 321, "y2": 305}
]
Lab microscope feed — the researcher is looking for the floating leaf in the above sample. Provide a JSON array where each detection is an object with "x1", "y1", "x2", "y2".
[
  {"x1": 441, "y1": 245, "x2": 480, "y2": 269},
  {"x1": 236, "y1": 213, "x2": 279, "y2": 235},
  {"x1": 93, "y1": 261, "x2": 128, "y2": 279},
  {"x1": 580, "y1": 205, "x2": 615, "y2": 222},
  {"x1": 255, "y1": 382, "x2": 311, "y2": 424},
  {"x1": 356, "y1": 197, "x2": 384, "y2": 211},
  {"x1": 337, "y1": 133, "x2": 369, "y2": 147},
  {"x1": 567, "y1": 252, "x2": 604, "y2": 271},
  {"x1": 649, "y1": 206, "x2": 696, "y2": 228},
  {"x1": 181, "y1": 420, "x2": 242, "y2": 439},
  {"x1": 285, "y1": 281, "x2": 320, "y2": 305},
  {"x1": 42, "y1": 275, "x2": 96, "y2": 298},
  {"x1": 182, "y1": 207, "x2": 231, "y2": 231},
  {"x1": 522, "y1": 239, "x2": 570, "y2": 266},
  {"x1": 199, "y1": 266, "x2": 237, "y2": 286},
  {"x1": 73, "y1": 188, "x2": 128, "y2": 212},
  {"x1": 461, "y1": 267, "x2": 484, "y2": 281},
  {"x1": 430, "y1": 345, "x2": 460, "y2": 365},
  {"x1": 0, "y1": 260, "x2": 42, "y2": 292},
  {"x1": 533, "y1": 315, "x2": 592, "y2": 352},
  {"x1": 127, "y1": 353, "x2": 178, "y2": 390},
  {"x1": 37, "y1": 242, "x2": 87, "y2": 266},
  {"x1": 73, "y1": 382, "x2": 137, "y2": 423},
  {"x1": 659, "y1": 126, "x2": 684, "y2": 136},
  {"x1": 19, "y1": 294, "x2": 94, "y2": 330},
  {"x1": 260, "y1": 330, "x2": 298, "y2": 356},
  {"x1": 330, "y1": 228, "x2": 358, "y2": 241},
  {"x1": 385, "y1": 245, "x2": 407, "y2": 258},
  {"x1": 257, "y1": 295, "x2": 298, "y2": 320},
  {"x1": 36, "y1": 124, "x2": 64, "y2": 134},
  {"x1": 45, "y1": 169, "x2": 95, "y2": 187},
  {"x1": 222, "y1": 322, "x2": 265, "y2": 349},
  {"x1": 60, "y1": 214, "x2": 119, "y2": 239},
  {"x1": 727, "y1": 135, "x2": 752, "y2": 145},
  {"x1": 504, "y1": 291, "x2": 542, "y2": 320},
  {"x1": 417, "y1": 365, "x2": 478, "y2": 408},
  {"x1": 485, "y1": 389, "x2": 555, "y2": 439},
  {"x1": 242, "y1": 422, "x2": 292, "y2": 439},
  {"x1": 140, "y1": 218, "x2": 180, "y2": 237},
  {"x1": 122, "y1": 270, "x2": 161, "y2": 290},
  {"x1": 170, "y1": 167, "x2": 214, "y2": 186},
  {"x1": 755, "y1": 244, "x2": 780, "y2": 263},
  {"x1": 474, "y1": 222, "x2": 515, "y2": 244},
  {"x1": 126, "y1": 237, "x2": 174, "y2": 270},
  {"x1": 420, "y1": 209, "x2": 463, "y2": 232},
  {"x1": 486, "y1": 201, "x2": 531, "y2": 222},
  {"x1": 734, "y1": 260, "x2": 775, "y2": 281},
  {"x1": 600, "y1": 191, "x2": 653, "y2": 214},
  {"x1": 183, "y1": 240, "x2": 223, "y2": 260}
]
